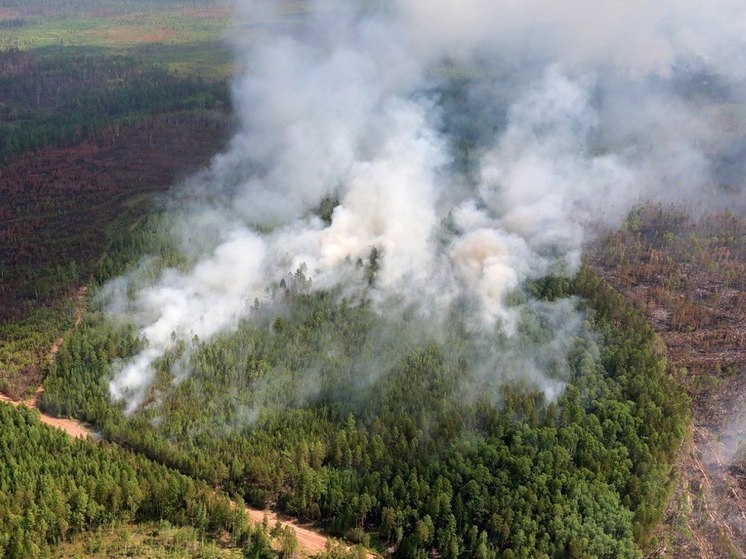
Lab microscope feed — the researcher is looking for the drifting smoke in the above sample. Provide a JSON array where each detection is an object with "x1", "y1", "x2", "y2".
[{"x1": 105, "y1": 0, "x2": 746, "y2": 412}]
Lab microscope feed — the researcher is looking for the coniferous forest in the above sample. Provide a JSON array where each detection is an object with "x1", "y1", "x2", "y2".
[
  {"x1": 2, "y1": 1, "x2": 744, "y2": 559},
  {"x1": 37, "y1": 212, "x2": 690, "y2": 558}
]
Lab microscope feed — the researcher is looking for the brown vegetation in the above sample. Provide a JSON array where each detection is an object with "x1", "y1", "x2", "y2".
[
  {"x1": 0, "y1": 110, "x2": 231, "y2": 320},
  {"x1": 589, "y1": 207, "x2": 746, "y2": 559},
  {"x1": 0, "y1": 110, "x2": 231, "y2": 397},
  {"x1": 0, "y1": 8, "x2": 22, "y2": 21}
]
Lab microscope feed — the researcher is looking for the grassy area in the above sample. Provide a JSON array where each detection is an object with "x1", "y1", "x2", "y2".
[
  {"x1": 140, "y1": 41, "x2": 233, "y2": 81},
  {"x1": 0, "y1": 0, "x2": 234, "y2": 79},
  {"x1": 1, "y1": 12, "x2": 229, "y2": 51},
  {"x1": 16, "y1": 40, "x2": 234, "y2": 81},
  {"x1": 50, "y1": 521, "x2": 243, "y2": 559}
]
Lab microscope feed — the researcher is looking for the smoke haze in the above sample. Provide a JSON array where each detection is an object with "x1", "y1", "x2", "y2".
[{"x1": 105, "y1": 0, "x2": 746, "y2": 412}]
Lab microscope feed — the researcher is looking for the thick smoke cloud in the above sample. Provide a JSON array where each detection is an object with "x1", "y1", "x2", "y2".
[{"x1": 106, "y1": 0, "x2": 745, "y2": 411}]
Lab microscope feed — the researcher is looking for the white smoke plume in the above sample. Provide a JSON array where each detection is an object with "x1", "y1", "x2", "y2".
[{"x1": 106, "y1": 0, "x2": 746, "y2": 411}]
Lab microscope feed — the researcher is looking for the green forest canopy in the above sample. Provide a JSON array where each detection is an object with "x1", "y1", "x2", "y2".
[{"x1": 40, "y1": 216, "x2": 690, "y2": 559}]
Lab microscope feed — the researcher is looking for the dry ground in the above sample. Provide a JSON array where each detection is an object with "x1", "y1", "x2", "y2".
[{"x1": 590, "y1": 209, "x2": 745, "y2": 559}]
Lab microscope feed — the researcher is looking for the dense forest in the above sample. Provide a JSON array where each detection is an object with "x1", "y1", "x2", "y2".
[
  {"x1": 39, "y1": 206, "x2": 690, "y2": 558},
  {"x1": 3, "y1": 2, "x2": 734, "y2": 558},
  {"x1": 0, "y1": 6, "x2": 251, "y2": 558},
  {"x1": 0, "y1": 403, "x2": 271, "y2": 559}
]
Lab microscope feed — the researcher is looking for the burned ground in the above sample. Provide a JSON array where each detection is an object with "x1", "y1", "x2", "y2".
[{"x1": 590, "y1": 207, "x2": 746, "y2": 559}]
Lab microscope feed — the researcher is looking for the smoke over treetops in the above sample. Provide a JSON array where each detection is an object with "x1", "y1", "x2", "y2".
[{"x1": 104, "y1": 0, "x2": 746, "y2": 412}]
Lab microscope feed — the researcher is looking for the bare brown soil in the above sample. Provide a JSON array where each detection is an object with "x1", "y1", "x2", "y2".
[
  {"x1": 589, "y1": 209, "x2": 746, "y2": 559},
  {"x1": 1, "y1": 285, "x2": 94, "y2": 438},
  {"x1": 0, "y1": 381, "x2": 351, "y2": 554},
  {"x1": 2, "y1": 284, "x2": 373, "y2": 557}
]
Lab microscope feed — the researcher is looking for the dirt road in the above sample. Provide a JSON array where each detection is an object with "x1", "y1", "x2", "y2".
[
  {"x1": 1, "y1": 284, "x2": 375, "y2": 557},
  {"x1": 246, "y1": 508, "x2": 329, "y2": 555},
  {"x1": 1, "y1": 387, "x2": 374, "y2": 557},
  {"x1": 0, "y1": 285, "x2": 93, "y2": 438},
  {"x1": 0, "y1": 389, "x2": 93, "y2": 439},
  {"x1": 245, "y1": 508, "x2": 374, "y2": 557}
]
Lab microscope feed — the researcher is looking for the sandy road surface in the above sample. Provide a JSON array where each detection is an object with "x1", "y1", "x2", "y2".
[
  {"x1": 0, "y1": 390, "x2": 93, "y2": 439},
  {"x1": 0, "y1": 286, "x2": 98, "y2": 439},
  {"x1": 244, "y1": 508, "x2": 375, "y2": 558},
  {"x1": 246, "y1": 508, "x2": 329, "y2": 555}
]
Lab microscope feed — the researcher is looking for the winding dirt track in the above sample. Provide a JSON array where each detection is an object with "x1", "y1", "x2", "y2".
[
  {"x1": 243, "y1": 508, "x2": 373, "y2": 557},
  {"x1": 1, "y1": 284, "x2": 373, "y2": 557},
  {"x1": 0, "y1": 286, "x2": 96, "y2": 438},
  {"x1": 0, "y1": 389, "x2": 92, "y2": 439},
  {"x1": 246, "y1": 508, "x2": 325, "y2": 555},
  {"x1": 0, "y1": 389, "x2": 375, "y2": 556},
  {"x1": 0, "y1": 388, "x2": 374, "y2": 556},
  {"x1": 2, "y1": 297, "x2": 374, "y2": 558}
]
